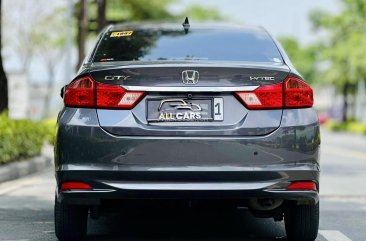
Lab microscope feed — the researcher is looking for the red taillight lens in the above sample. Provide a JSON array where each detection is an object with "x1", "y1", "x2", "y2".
[
  {"x1": 284, "y1": 77, "x2": 313, "y2": 108},
  {"x1": 64, "y1": 76, "x2": 145, "y2": 109},
  {"x1": 60, "y1": 182, "x2": 92, "y2": 191},
  {"x1": 235, "y1": 83, "x2": 283, "y2": 109},
  {"x1": 287, "y1": 181, "x2": 317, "y2": 191},
  {"x1": 64, "y1": 77, "x2": 95, "y2": 107},
  {"x1": 96, "y1": 83, "x2": 145, "y2": 109},
  {"x1": 235, "y1": 76, "x2": 313, "y2": 109}
]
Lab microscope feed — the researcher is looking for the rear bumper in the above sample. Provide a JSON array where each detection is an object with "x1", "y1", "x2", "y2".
[
  {"x1": 56, "y1": 165, "x2": 319, "y2": 205},
  {"x1": 55, "y1": 107, "x2": 320, "y2": 205},
  {"x1": 58, "y1": 179, "x2": 319, "y2": 206}
]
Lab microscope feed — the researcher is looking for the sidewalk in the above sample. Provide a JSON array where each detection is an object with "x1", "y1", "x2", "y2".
[{"x1": 320, "y1": 129, "x2": 366, "y2": 199}]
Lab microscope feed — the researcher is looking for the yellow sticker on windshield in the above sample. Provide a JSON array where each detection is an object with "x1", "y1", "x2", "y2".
[{"x1": 110, "y1": 31, "x2": 133, "y2": 37}]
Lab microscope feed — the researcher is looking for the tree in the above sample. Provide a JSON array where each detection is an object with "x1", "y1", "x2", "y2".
[
  {"x1": 309, "y1": 0, "x2": 366, "y2": 121},
  {"x1": 96, "y1": 0, "x2": 107, "y2": 32},
  {"x1": 6, "y1": 2, "x2": 47, "y2": 72},
  {"x1": 75, "y1": 0, "x2": 226, "y2": 69},
  {"x1": 0, "y1": 0, "x2": 8, "y2": 113},
  {"x1": 104, "y1": 0, "x2": 175, "y2": 22},
  {"x1": 279, "y1": 37, "x2": 320, "y2": 84},
  {"x1": 76, "y1": 0, "x2": 89, "y2": 69},
  {"x1": 180, "y1": 4, "x2": 225, "y2": 21},
  {"x1": 29, "y1": 8, "x2": 66, "y2": 118},
  {"x1": 76, "y1": 0, "x2": 176, "y2": 69}
]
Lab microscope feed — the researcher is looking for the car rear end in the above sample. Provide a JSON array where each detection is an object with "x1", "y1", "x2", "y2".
[{"x1": 54, "y1": 23, "x2": 320, "y2": 241}]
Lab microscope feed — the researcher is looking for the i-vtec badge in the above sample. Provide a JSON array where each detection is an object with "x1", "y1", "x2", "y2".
[
  {"x1": 104, "y1": 75, "x2": 130, "y2": 81},
  {"x1": 250, "y1": 76, "x2": 275, "y2": 81}
]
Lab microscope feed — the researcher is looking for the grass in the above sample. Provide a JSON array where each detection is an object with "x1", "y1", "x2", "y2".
[{"x1": 325, "y1": 120, "x2": 366, "y2": 135}]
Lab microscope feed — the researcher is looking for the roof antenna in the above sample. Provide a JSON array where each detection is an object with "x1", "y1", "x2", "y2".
[{"x1": 182, "y1": 17, "x2": 190, "y2": 34}]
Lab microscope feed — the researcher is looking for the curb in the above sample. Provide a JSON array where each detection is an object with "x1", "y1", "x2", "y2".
[{"x1": 0, "y1": 155, "x2": 53, "y2": 184}]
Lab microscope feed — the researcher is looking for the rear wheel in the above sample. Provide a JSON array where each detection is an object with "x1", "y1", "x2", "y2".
[
  {"x1": 285, "y1": 203, "x2": 319, "y2": 241},
  {"x1": 54, "y1": 197, "x2": 88, "y2": 241}
]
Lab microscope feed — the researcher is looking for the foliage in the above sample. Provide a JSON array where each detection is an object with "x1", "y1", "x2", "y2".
[
  {"x1": 309, "y1": 0, "x2": 366, "y2": 89},
  {"x1": 88, "y1": 0, "x2": 226, "y2": 31},
  {"x1": 3, "y1": 0, "x2": 51, "y2": 71},
  {"x1": 32, "y1": 7, "x2": 67, "y2": 53},
  {"x1": 86, "y1": 0, "x2": 175, "y2": 28},
  {"x1": 307, "y1": 0, "x2": 366, "y2": 121},
  {"x1": 279, "y1": 37, "x2": 320, "y2": 84},
  {"x1": 101, "y1": 0, "x2": 175, "y2": 21},
  {"x1": 42, "y1": 118, "x2": 57, "y2": 145},
  {"x1": 325, "y1": 119, "x2": 366, "y2": 134},
  {"x1": 77, "y1": 0, "x2": 226, "y2": 69},
  {"x1": 0, "y1": 0, "x2": 8, "y2": 113},
  {"x1": 0, "y1": 113, "x2": 53, "y2": 164},
  {"x1": 104, "y1": 0, "x2": 225, "y2": 21},
  {"x1": 32, "y1": 7, "x2": 67, "y2": 118},
  {"x1": 180, "y1": 4, "x2": 225, "y2": 21}
]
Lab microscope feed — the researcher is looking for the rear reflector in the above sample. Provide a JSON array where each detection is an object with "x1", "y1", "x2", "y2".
[
  {"x1": 287, "y1": 181, "x2": 317, "y2": 191},
  {"x1": 60, "y1": 182, "x2": 92, "y2": 191},
  {"x1": 235, "y1": 76, "x2": 313, "y2": 109},
  {"x1": 64, "y1": 76, "x2": 145, "y2": 109}
]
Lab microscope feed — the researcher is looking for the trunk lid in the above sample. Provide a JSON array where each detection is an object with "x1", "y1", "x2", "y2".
[
  {"x1": 91, "y1": 62, "x2": 290, "y2": 136},
  {"x1": 90, "y1": 62, "x2": 289, "y2": 87}
]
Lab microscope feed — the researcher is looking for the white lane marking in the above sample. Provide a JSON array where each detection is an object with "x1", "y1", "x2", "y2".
[
  {"x1": 320, "y1": 194, "x2": 366, "y2": 204},
  {"x1": 323, "y1": 146, "x2": 366, "y2": 161},
  {"x1": 319, "y1": 230, "x2": 352, "y2": 241},
  {"x1": 32, "y1": 221, "x2": 53, "y2": 224},
  {"x1": 0, "y1": 178, "x2": 39, "y2": 196},
  {"x1": 0, "y1": 170, "x2": 51, "y2": 196},
  {"x1": 0, "y1": 240, "x2": 30, "y2": 241}
]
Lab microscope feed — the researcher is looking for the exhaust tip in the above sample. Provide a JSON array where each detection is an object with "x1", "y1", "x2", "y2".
[{"x1": 248, "y1": 198, "x2": 283, "y2": 211}]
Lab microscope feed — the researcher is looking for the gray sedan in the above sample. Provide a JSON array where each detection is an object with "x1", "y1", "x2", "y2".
[{"x1": 55, "y1": 21, "x2": 320, "y2": 241}]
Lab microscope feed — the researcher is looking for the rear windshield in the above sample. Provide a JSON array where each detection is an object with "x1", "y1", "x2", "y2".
[{"x1": 93, "y1": 28, "x2": 283, "y2": 63}]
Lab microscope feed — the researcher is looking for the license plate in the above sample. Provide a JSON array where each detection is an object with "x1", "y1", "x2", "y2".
[{"x1": 147, "y1": 98, "x2": 223, "y2": 122}]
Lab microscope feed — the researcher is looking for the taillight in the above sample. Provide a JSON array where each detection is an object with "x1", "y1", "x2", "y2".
[
  {"x1": 284, "y1": 77, "x2": 313, "y2": 108},
  {"x1": 60, "y1": 182, "x2": 92, "y2": 191},
  {"x1": 287, "y1": 181, "x2": 317, "y2": 191},
  {"x1": 64, "y1": 76, "x2": 145, "y2": 109},
  {"x1": 235, "y1": 83, "x2": 283, "y2": 109},
  {"x1": 235, "y1": 76, "x2": 313, "y2": 109},
  {"x1": 96, "y1": 83, "x2": 145, "y2": 109},
  {"x1": 64, "y1": 77, "x2": 95, "y2": 107}
]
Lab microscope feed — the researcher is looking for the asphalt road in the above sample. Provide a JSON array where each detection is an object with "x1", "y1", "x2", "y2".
[{"x1": 0, "y1": 130, "x2": 366, "y2": 241}]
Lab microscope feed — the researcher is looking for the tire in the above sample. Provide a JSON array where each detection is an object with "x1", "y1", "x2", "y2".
[
  {"x1": 285, "y1": 202, "x2": 319, "y2": 241},
  {"x1": 54, "y1": 197, "x2": 88, "y2": 241}
]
